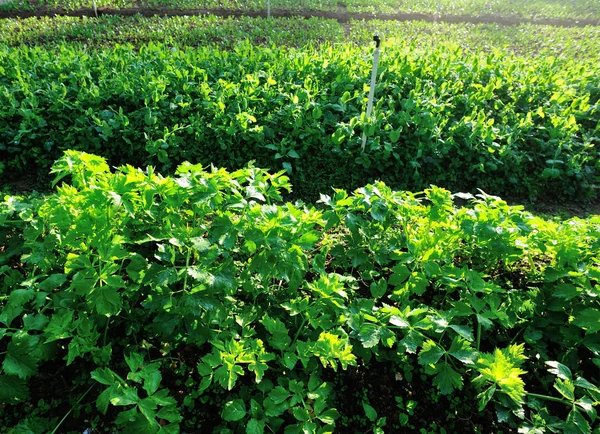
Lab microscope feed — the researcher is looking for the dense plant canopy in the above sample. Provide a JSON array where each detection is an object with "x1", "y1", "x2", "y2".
[{"x1": 1, "y1": 151, "x2": 599, "y2": 432}]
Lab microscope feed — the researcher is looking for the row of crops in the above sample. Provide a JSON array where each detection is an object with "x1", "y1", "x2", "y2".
[
  {"x1": 2, "y1": 0, "x2": 600, "y2": 21},
  {"x1": 1, "y1": 150, "x2": 599, "y2": 433},
  {"x1": 1, "y1": 8, "x2": 599, "y2": 434},
  {"x1": 2, "y1": 15, "x2": 600, "y2": 62},
  {"x1": 1, "y1": 30, "x2": 599, "y2": 200}
]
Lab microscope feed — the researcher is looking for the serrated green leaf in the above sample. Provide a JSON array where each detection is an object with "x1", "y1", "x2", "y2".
[
  {"x1": 399, "y1": 329, "x2": 423, "y2": 354},
  {"x1": 0, "y1": 375, "x2": 28, "y2": 404},
  {"x1": 249, "y1": 359, "x2": 269, "y2": 384},
  {"x1": 222, "y1": 399, "x2": 246, "y2": 422},
  {"x1": 114, "y1": 407, "x2": 138, "y2": 425},
  {"x1": 246, "y1": 418, "x2": 265, "y2": 434},
  {"x1": 22, "y1": 314, "x2": 48, "y2": 331},
  {"x1": 151, "y1": 389, "x2": 176, "y2": 407},
  {"x1": 566, "y1": 408, "x2": 590, "y2": 434},
  {"x1": 292, "y1": 406, "x2": 310, "y2": 422},
  {"x1": 44, "y1": 309, "x2": 74, "y2": 342},
  {"x1": 297, "y1": 231, "x2": 319, "y2": 250},
  {"x1": 418, "y1": 340, "x2": 444, "y2": 366},
  {"x1": 262, "y1": 315, "x2": 291, "y2": 350},
  {"x1": 143, "y1": 368, "x2": 162, "y2": 396},
  {"x1": 433, "y1": 362, "x2": 463, "y2": 395},
  {"x1": 388, "y1": 264, "x2": 410, "y2": 287},
  {"x1": 111, "y1": 388, "x2": 139, "y2": 406},
  {"x1": 263, "y1": 397, "x2": 288, "y2": 417},
  {"x1": 553, "y1": 284, "x2": 581, "y2": 300},
  {"x1": 474, "y1": 344, "x2": 526, "y2": 405},
  {"x1": 269, "y1": 386, "x2": 290, "y2": 405},
  {"x1": 370, "y1": 279, "x2": 387, "y2": 299},
  {"x1": 198, "y1": 375, "x2": 212, "y2": 393},
  {"x1": 125, "y1": 353, "x2": 145, "y2": 373},
  {"x1": 91, "y1": 367, "x2": 116, "y2": 386},
  {"x1": 449, "y1": 324, "x2": 474, "y2": 342},
  {"x1": 138, "y1": 397, "x2": 158, "y2": 423},
  {"x1": 477, "y1": 385, "x2": 496, "y2": 411},
  {"x1": 38, "y1": 274, "x2": 68, "y2": 292},
  {"x1": 317, "y1": 408, "x2": 339, "y2": 425},
  {"x1": 448, "y1": 337, "x2": 478, "y2": 365},
  {"x1": 574, "y1": 377, "x2": 598, "y2": 391},
  {"x1": 554, "y1": 378, "x2": 575, "y2": 401},
  {"x1": 389, "y1": 314, "x2": 410, "y2": 328},
  {"x1": 89, "y1": 286, "x2": 122, "y2": 316},
  {"x1": 0, "y1": 289, "x2": 34, "y2": 326},
  {"x1": 96, "y1": 385, "x2": 116, "y2": 414},
  {"x1": 156, "y1": 405, "x2": 182, "y2": 423},
  {"x1": 358, "y1": 323, "x2": 381, "y2": 349},
  {"x1": 3, "y1": 333, "x2": 42, "y2": 380},
  {"x1": 283, "y1": 352, "x2": 298, "y2": 370},
  {"x1": 546, "y1": 361, "x2": 572, "y2": 380},
  {"x1": 3, "y1": 351, "x2": 37, "y2": 380},
  {"x1": 575, "y1": 396, "x2": 596, "y2": 420},
  {"x1": 572, "y1": 308, "x2": 600, "y2": 334},
  {"x1": 476, "y1": 314, "x2": 494, "y2": 330}
]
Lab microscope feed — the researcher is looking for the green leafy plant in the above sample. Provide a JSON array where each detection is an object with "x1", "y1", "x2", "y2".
[{"x1": 1, "y1": 151, "x2": 599, "y2": 432}]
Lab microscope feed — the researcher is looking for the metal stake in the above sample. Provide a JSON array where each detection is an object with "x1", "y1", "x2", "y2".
[{"x1": 361, "y1": 35, "x2": 381, "y2": 152}]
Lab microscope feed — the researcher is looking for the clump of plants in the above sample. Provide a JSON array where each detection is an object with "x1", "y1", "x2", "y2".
[{"x1": 1, "y1": 151, "x2": 598, "y2": 432}]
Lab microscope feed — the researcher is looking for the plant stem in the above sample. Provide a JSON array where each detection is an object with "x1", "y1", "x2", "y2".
[
  {"x1": 50, "y1": 383, "x2": 95, "y2": 434},
  {"x1": 103, "y1": 318, "x2": 110, "y2": 347},
  {"x1": 477, "y1": 320, "x2": 481, "y2": 352},
  {"x1": 527, "y1": 392, "x2": 568, "y2": 405},
  {"x1": 183, "y1": 247, "x2": 191, "y2": 292},
  {"x1": 292, "y1": 317, "x2": 308, "y2": 345}
]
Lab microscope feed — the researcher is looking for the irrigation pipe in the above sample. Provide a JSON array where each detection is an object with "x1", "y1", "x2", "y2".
[{"x1": 361, "y1": 35, "x2": 381, "y2": 152}]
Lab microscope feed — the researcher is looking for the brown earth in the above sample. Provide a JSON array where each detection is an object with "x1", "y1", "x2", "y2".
[{"x1": 1, "y1": 6, "x2": 600, "y2": 28}]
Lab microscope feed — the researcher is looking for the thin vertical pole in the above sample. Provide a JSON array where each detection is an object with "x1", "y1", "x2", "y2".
[
  {"x1": 361, "y1": 35, "x2": 381, "y2": 152},
  {"x1": 267, "y1": 0, "x2": 271, "y2": 18}
]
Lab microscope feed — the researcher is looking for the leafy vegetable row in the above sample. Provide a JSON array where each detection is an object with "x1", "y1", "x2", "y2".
[
  {"x1": 1, "y1": 41, "x2": 598, "y2": 201},
  {"x1": 1, "y1": 151, "x2": 599, "y2": 432},
  {"x1": 2, "y1": 0, "x2": 600, "y2": 21},
  {"x1": 2, "y1": 15, "x2": 600, "y2": 64}
]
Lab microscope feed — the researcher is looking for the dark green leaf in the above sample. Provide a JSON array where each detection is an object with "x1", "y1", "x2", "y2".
[
  {"x1": 246, "y1": 419, "x2": 265, "y2": 434},
  {"x1": 433, "y1": 362, "x2": 463, "y2": 395},
  {"x1": 223, "y1": 399, "x2": 246, "y2": 421},
  {"x1": 91, "y1": 368, "x2": 116, "y2": 386},
  {"x1": 546, "y1": 361, "x2": 572, "y2": 380},
  {"x1": 0, "y1": 375, "x2": 28, "y2": 404},
  {"x1": 362, "y1": 403, "x2": 377, "y2": 422}
]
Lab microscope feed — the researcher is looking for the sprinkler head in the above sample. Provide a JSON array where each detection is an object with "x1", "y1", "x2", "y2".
[{"x1": 373, "y1": 35, "x2": 381, "y2": 48}]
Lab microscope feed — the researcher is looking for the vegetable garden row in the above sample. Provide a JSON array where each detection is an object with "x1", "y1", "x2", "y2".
[
  {"x1": 2, "y1": 15, "x2": 600, "y2": 62},
  {"x1": 1, "y1": 8, "x2": 599, "y2": 434},
  {"x1": 1, "y1": 39, "x2": 598, "y2": 201},
  {"x1": 2, "y1": 0, "x2": 600, "y2": 21},
  {"x1": 1, "y1": 150, "x2": 599, "y2": 433}
]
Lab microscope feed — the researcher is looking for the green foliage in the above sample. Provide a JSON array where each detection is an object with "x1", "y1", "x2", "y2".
[
  {"x1": 1, "y1": 151, "x2": 599, "y2": 432},
  {"x1": 2, "y1": 0, "x2": 600, "y2": 21},
  {"x1": 1, "y1": 39, "x2": 598, "y2": 201},
  {"x1": 91, "y1": 353, "x2": 181, "y2": 433}
]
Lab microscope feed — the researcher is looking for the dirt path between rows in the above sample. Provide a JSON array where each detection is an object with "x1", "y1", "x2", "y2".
[{"x1": 1, "y1": 6, "x2": 599, "y2": 27}]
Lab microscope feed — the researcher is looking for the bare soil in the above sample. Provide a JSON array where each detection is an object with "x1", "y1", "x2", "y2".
[{"x1": 0, "y1": 6, "x2": 599, "y2": 28}]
